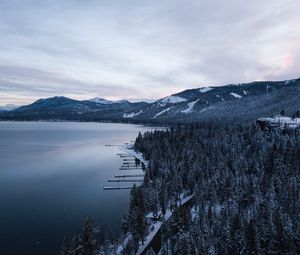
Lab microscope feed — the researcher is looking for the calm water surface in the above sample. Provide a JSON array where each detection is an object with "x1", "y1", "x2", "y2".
[{"x1": 0, "y1": 121, "x2": 160, "y2": 255}]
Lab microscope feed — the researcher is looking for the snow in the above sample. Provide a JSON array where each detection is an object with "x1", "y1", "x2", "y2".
[
  {"x1": 123, "y1": 110, "x2": 143, "y2": 118},
  {"x1": 230, "y1": 92, "x2": 242, "y2": 99},
  {"x1": 90, "y1": 98, "x2": 131, "y2": 105},
  {"x1": 284, "y1": 79, "x2": 295, "y2": 85},
  {"x1": 181, "y1": 99, "x2": 199, "y2": 114},
  {"x1": 258, "y1": 116, "x2": 300, "y2": 129},
  {"x1": 115, "y1": 100, "x2": 129, "y2": 104},
  {"x1": 191, "y1": 206, "x2": 197, "y2": 221},
  {"x1": 190, "y1": 204, "x2": 224, "y2": 224},
  {"x1": 116, "y1": 234, "x2": 132, "y2": 254},
  {"x1": 213, "y1": 204, "x2": 223, "y2": 215},
  {"x1": 114, "y1": 145, "x2": 149, "y2": 255},
  {"x1": 157, "y1": 96, "x2": 186, "y2": 107},
  {"x1": 216, "y1": 95, "x2": 224, "y2": 101},
  {"x1": 0, "y1": 104, "x2": 19, "y2": 111},
  {"x1": 137, "y1": 193, "x2": 194, "y2": 255},
  {"x1": 136, "y1": 221, "x2": 162, "y2": 255},
  {"x1": 199, "y1": 87, "x2": 213, "y2": 93},
  {"x1": 154, "y1": 107, "x2": 172, "y2": 118},
  {"x1": 114, "y1": 147, "x2": 193, "y2": 255},
  {"x1": 89, "y1": 97, "x2": 112, "y2": 104},
  {"x1": 243, "y1": 90, "x2": 248, "y2": 95},
  {"x1": 120, "y1": 144, "x2": 149, "y2": 167},
  {"x1": 200, "y1": 106, "x2": 215, "y2": 113}
]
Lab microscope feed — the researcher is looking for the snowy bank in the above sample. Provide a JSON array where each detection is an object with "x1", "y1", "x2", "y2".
[
  {"x1": 137, "y1": 193, "x2": 194, "y2": 255},
  {"x1": 257, "y1": 116, "x2": 300, "y2": 130}
]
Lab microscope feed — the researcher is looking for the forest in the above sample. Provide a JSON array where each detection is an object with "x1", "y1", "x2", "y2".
[{"x1": 61, "y1": 117, "x2": 300, "y2": 254}]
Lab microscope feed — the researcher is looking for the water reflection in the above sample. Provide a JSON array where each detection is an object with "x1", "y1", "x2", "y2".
[{"x1": 0, "y1": 121, "x2": 160, "y2": 255}]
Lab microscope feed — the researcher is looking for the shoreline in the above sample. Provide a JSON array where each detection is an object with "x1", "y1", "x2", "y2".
[{"x1": 0, "y1": 119, "x2": 167, "y2": 128}]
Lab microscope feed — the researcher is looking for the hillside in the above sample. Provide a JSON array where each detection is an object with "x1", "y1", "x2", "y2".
[
  {"x1": 1, "y1": 78, "x2": 299, "y2": 123},
  {"x1": 133, "y1": 78, "x2": 300, "y2": 123},
  {"x1": 0, "y1": 96, "x2": 148, "y2": 121}
]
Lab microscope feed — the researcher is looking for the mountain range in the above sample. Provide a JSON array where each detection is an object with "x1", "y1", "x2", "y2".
[
  {"x1": 0, "y1": 104, "x2": 19, "y2": 111},
  {"x1": 1, "y1": 78, "x2": 300, "y2": 123}
]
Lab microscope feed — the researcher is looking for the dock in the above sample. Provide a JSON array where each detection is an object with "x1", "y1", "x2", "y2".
[
  {"x1": 120, "y1": 165, "x2": 142, "y2": 168},
  {"x1": 108, "y1": 179, "x2": 144, "y2": 182},
  {"x1": 121, "y1": 162, "x2": 141, "y2": 165},
  {"x1": 121, "y1": 166, "x2": 141, "y2": 169},
  {"x1": 119, "y1": 167, "x2": 144, "y2": 171},
  {"x1": 116, "y1": 153, "x2": 135, "y2": 158},
  {"x1": 122, "y1": 158, "x2": 138, "y2": 161},
  {"x1": 122, "y1": 162, "x2": 141, "y2": 165},
  {"x1": 115, "y1": 174, "x2": 145, "y2": 178},
  {"x1": 103, "y1": 186, "x2": 133, "y2": 190},
  {"x1": 103, "y1": 142, "x2": 147, "y2": 191}
]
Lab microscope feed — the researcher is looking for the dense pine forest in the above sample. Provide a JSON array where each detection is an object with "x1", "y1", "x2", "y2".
[
  {"x1": 61, "y1": 119, "x2": 300, "y2": 254},
  {"x1": 134, "y1": 122, "x2": 300, "y2": 254}
]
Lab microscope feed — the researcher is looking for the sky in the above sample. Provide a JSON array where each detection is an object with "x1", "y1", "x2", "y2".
[{"x1": 0, "y1": 0, "x2": 299, "y2": 106}]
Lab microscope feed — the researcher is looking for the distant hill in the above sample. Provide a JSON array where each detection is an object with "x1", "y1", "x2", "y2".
[
  {"x1": 0, "y1": 104, "x2": 19, "y2": 111},
  {"x1": 1, "y1": 78, "x2": 299, "y2": 123},
  {"x1": 0, "y1": 96, "x2": 148, "y2": 122}
]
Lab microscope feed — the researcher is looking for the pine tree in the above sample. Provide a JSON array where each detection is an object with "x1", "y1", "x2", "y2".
[
  {"x1": 69, "y1": 235, "x2": 82, "y2": 255},
  {"x1": 61, "y1": 237, "x2": 71, "y2": 255},
  {"x1": 82, "y1": 217, "x2": 95, "y2": 255}
]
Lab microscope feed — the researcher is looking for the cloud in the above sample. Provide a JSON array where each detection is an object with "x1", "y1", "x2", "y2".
[
  {"x1": 0, "y1": 0, "x2": 299, "y2": 105},
  {"x1": 0, "y1": 65, "x2": 147, "y2": 101}
]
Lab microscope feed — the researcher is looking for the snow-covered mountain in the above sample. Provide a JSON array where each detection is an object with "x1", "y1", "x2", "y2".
[
  {"x1": 89, "y1": 97, "x2": 131, "y2": 105},
  {"x1": 0, "y1": 104, "x2": 19, "y2": 111},
  {"x1": 89, "y1": 97, "x2": 113, "y2": 104},
  {"x1": 0, "y1": 96, "x2": 147, "y2": 121},
  {"x1": 155, "y1": 95, "x2": 187, "y2": 107},
  {"x1": 131, "y1": 78, "x2": 300, "y2": 122},
  {"x1": 1, "y1": 78, "x2": 300, "y2": 122}
]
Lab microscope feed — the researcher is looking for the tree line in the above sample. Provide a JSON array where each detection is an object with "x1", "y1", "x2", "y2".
[{"x1": 133, "y1": 122, "x2": 300, "y2": 254}]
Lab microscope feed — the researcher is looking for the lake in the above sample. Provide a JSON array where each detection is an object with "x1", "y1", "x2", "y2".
[{"x1": 0, "y1": 121, "x2": 160, "y2": 255}]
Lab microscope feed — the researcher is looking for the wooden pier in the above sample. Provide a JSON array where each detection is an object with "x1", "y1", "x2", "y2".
[
  {"x1": 116, "y1": 153, "x2": 135, "y2": 158},
  {"x1": 122, "y1": 162, "x2": 141, "y2": 165},
  {"x1": 120, "y1": 163, "x2": 144, "y2": 167},
  {"x1": 115, "y1": 174, "x2": 145, "y2": 178},
  {"x1": 119, "y1": 167, "x2": 144, "y2": 171},
  {"x1": 122, "y1": 160, "x2": 138, "y2": 162},
  {"x1": 103, "y1": 142, "x2": 146, "y2": 190},
  {"x1": 108, "y1": 179, "x2": 144, "y2": 182},
  {"x1": 120, "y1": 165, "x2": 142, "y2": 169},
  {"x1": 103, "y1": 186, "x2": 133, "y2": 190}
]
